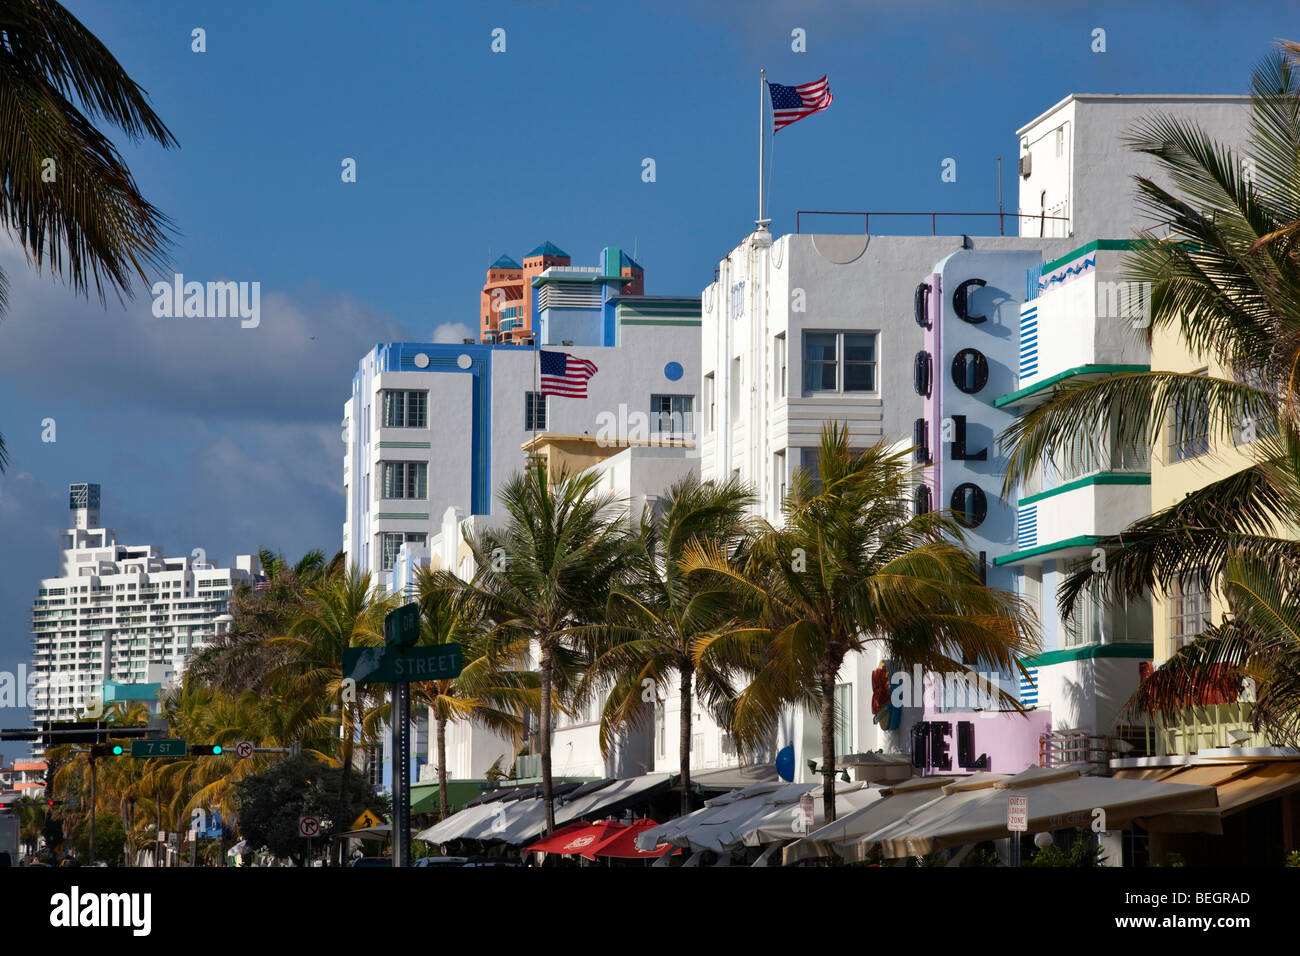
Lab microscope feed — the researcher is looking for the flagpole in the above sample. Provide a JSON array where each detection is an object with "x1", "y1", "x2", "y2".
[{"x1": 758, "y1": 68, "x2": 767, "y2": 230}]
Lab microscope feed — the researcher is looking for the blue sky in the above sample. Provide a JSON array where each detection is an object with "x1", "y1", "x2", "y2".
[{"x1": 1, "y1": 0, "x2": 1296, "y2": 753}]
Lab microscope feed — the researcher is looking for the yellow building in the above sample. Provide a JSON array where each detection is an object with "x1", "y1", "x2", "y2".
[{"x1": 1147, "y1": 326, "x2": 1268, "y2": 752}]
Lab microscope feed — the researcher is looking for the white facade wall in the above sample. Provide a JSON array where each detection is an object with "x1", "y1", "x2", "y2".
[{"x1": 1017, "y1": 95, "x2": 1253, "y2": 240}]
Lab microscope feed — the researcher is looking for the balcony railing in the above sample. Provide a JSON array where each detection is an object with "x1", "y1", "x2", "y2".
[{"x1": 795, "y1": 210, "x2": 1072, "y2": 236}]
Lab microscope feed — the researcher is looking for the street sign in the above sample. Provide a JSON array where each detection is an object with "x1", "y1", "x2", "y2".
[
  {"x1": 342, "y1": 643, "x2": 464, "y2": 685},
  {"x1": 1007, "y1": 794, "x2": 1029, "y2": 832},
  {"x1": 131, "y1": 739, "x2": 186, "y2": 758},
  {"x1": 234, "y1": 741, "x2": 254, "y2": 759},
  {"x1": 351, "y1": 809, "x2": 382, "y2": 831},
  {"x1": 298, "y1": 815, "x2": 320, "y2": 838},
  {"x1": 384, "y1": 601, "x2": 421, "y2": 647}
]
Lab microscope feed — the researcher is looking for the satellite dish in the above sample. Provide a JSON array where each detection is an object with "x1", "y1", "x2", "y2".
[{"x1": 775, "y1": 745, "x2": 795, "y2": 783}]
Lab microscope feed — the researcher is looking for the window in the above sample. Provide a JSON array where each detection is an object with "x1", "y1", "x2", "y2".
[
  {"x1": 381, "y1": 461, "x2": 427, "y2": 500},
  {"x1": 703, "y1": 373, "x2": 716, "y2": 432},
  {"x1": 1167, "y1": 371, "x2": 1210, "y2": 463},
  {"x1": 834, "y1": 683, "x2": 853, "y2": 758},
  {"x1": 1055, "y1": 127, "x2": 1064, "y2": 157},
  {"x1": 525, "y1": 391, "x2": 547, "y2": 430},
  {"x1": 379, "y1": 533, "x2": 428, "y2": 572},
  {"x1": 774, "y1": 333, "x2": 787, "y2": 399},
  {"x1": 774, "y1": 450, "x2": 787, "y2": 506},
  {"x1": 655, "y1": 704, "x2": 666, "y2": 760},
  {"x1": 802, "y1": 447, "x2": 822, "y2": 494},
  {"x1": 803, "y1": 331, "x2": 878, "y2": 394},
  {"x1": 729, "y1": 357, "x2": 741, "y2": 418},
  {"x1": 383, "y1": 390, "x2": 427, "y2": 428},
  {"x1": 1170, "y1": 572, "x2": 1212, "y2": 649},
  {"x1": 650, "y1": 394, "x2": 694, "y2": 437}
]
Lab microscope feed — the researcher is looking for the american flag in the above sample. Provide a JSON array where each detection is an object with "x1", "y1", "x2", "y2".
[
  {"x1": 539, "y1": 349, "x2": 598, "y2": 398},
  {"x1": 769, "y1": 75, "x2": 833, "y2": 133}
]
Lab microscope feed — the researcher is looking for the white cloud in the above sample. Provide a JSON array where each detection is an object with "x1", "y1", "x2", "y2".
[{"x1": 432, "y1": 321, "x2": 476, "y2": 344}]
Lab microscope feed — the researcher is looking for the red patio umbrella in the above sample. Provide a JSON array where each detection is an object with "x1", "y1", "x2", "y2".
[
  {"x1": 524, "y1": 820, "x2": 625, "y2": 857},
  {"x1": 588, "y1": 818, "x2": 677, "y2": 859}
]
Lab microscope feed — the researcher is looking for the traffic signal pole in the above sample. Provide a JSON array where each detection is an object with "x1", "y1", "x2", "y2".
[
  {"x1": 393, "y1": 680, "x2": 411, "y2": 868},
  {"x1": 89, "y1": 755, "x2": 96, "y2": 864}
]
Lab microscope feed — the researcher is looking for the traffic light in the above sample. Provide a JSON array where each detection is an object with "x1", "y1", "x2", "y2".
[
  {"x1": 89, "y1": 744, "x2": 125, "y2": 758},
  {"x1": 189, "y1": 744, "x2": 224, "y2": 756}
]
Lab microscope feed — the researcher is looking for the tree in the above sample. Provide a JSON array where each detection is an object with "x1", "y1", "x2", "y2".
[
  {"x1": 406, "y1": 566, "x2": 538, "y2": 819},
  {"x1": 686, "y1": 424, "x2": 1038, "y2": 823},
  {"x1": 234, "y1": 756, "x2": 388, "y2": 865},
  {"x1": 269, "y1": 569, "x2": 393, "y2": 858},
  {"x1": 0, "y1": 0, "x2": 178, "y2": 471},
  {"x1": 454, "y1": 459, "x2": 630, "y2": 834},
  {"x1": 998, "y1": 41, "x2": 1300, "y2": 742},
  {"x1": 582, "y1": 473, "x2": 755, "y2": 815}
]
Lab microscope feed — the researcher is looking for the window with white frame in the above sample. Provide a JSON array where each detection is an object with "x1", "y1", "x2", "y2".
[
  {"x1": 834, "y1": 682, "x2": 853, "y2": 757},
  {"x1": 773, "y1": 449, "x2": 787, "y2": 507},
  {"x1": 803, "y1": 331, "x2": 878, "y2": 394},
  {"x1": 382, "y1": 390, "x2": 428, "y2": 428},
  {"x1": 703, "y1": 373, "x2": 716, "y2": 432},
  {"x1": 650, "y1": 394, "x2": 694, "y2": 437},
  {"x1": 525, "y1": 391, "x2": 547, "y2": 431},
  {"x1": 1170, "y1": 571, "x2": 1212, "y2": 649},
  {"x1": 774, "y1": 333, "x2": 787, "y2": 399},
  {"x1": 1167, "y1": 371, "x2": 1210, "y2": 463},
  {"x1": 379, "y1": 532, "x2": 428, "y2": 572},
  {"x1": 655, "y1": 704, "x2": 666, "y2": 760},
  {"x1": 381, "y1": 461, "x2": 427, "y2": 500}
]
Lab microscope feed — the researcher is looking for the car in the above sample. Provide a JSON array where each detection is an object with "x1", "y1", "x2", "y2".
[
  {"x1": 462, "y1": 855, "x2": 523, "y2": 867},
  {"x1": 412, "y1": 856, "x2": 469, "y2": 868},
  {"x1": 348, "y1": 856, "x2": 392, "y2": 867}
]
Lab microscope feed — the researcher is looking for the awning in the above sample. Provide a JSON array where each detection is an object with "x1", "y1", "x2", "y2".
[
  {"x1": 687, "y1": 764, "x2": 779, "y2": 791},
  {"x1": 1140, "y1": 760, "x2": 1300, "y2": 834},
  {"x1": 854, "y1": 765, "x2": 1219, "y2": 859},
  {"x1": 638, "y1": 781, "x2": 880, "y2": 854},
  {"x1": 332, "y1": 823, "x2": 392, "y2": 842},
  {"x1": 417, "y1": 774, "x2": 672, "y2": 847},
  {"x1": 410, "y1": 779, "x2": 489, "y2": 814}
]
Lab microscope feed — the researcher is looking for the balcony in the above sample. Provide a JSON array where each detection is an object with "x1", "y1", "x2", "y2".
[{"x1": 997, "y1": 471, "x2": 1151, "y2": 566}]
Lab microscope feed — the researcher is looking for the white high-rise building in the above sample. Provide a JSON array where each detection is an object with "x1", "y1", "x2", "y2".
[{"x1": 29, "y1": 483, "x2": 255, "y2": 736}]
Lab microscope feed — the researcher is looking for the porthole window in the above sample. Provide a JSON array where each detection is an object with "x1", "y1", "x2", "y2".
[
  {"x1": 950, "y1": 482, "x2": 987, "y2": 528},
  {"x1": 913, "y1": 484, "x2": 932, "y2": 516},
  {"x1": 913, "y1": 418, "x2": 930, "y2": 464},
  {"x1": 914, "y1": 351, "x2": 932, "y2": 397},
  {"x1": 953, "y1": 278, "x2": 987, "y2": 324},
  {"x1": 914, "y1": 282, "x2": 931, "y2": 329},
  {"x1": 951, "y1": 348, "x2": 989, "y2": 394}
]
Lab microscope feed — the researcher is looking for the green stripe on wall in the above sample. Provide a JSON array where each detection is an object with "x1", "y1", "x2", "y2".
[
  {"x1": 1021, "y1": 643, "x2": 1153, "y2": 667},
  {"x1": 1017, "y1": 472, "x2": 1150, "y2": 506},
  {"x1": 1039, "y1": 239, "x2": 1143, "y2": 276},
  {"x1": 619, "y1": 318, "x2": 702, "y2": 326},
  {"x1": 993, "y1": 534, "x2": 1106, "y2": 566},
  {"x1": 377, "y1": 441, "x2": 432, "y2": 449},
  {"x1": 994, "y1": 365, "x2": 1149, "y2": 408}
]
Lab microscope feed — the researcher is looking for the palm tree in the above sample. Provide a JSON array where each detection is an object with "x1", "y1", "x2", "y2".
[
  {"x1": 402, "y1": 566, "x2": 538, "y2": 819},
  {"x1": 581, "y1": 473, "x2": 755, "y2": 815},
  {"x1": 0, "y1": 0, "x2": 178, "y2": 470},
  {"x1": 685, "y1": 424, "x2": 1038, "y2": 823},
  {"x1": 454, "y1": 459, "x2": 630, "y2": 834},
  {"x1": 269, "y1": 569, "x2": 393, "y2": 857},
  {"x1": 998, "y1": 40, "x2": 1300, "y2": 740}
]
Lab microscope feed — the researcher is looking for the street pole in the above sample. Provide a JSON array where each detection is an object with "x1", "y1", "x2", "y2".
[
  {"x1": 88, "y1": 755, "x2": 96, "y2": 864},
  {"x1": 392, "y1": 681, "x2": 411, "y2": 867}
]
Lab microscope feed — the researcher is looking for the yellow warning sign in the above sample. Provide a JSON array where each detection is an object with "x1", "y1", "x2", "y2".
[{"x1": 351, "y1": 809, "x2": 383, "y2": 830}]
